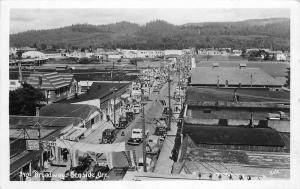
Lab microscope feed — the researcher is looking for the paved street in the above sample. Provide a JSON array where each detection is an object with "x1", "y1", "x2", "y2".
[{"x1": 113, "y1": 74, "x2": 179, "y2": 165}]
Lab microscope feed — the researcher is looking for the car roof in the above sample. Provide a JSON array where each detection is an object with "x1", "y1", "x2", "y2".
[{"x1": 104, "y1": 129, "x2": 114, "y2": 132}]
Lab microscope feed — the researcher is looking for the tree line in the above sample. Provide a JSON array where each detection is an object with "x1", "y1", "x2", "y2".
[{"x1": 10, "y1": 18, "x2": 290, "y2": 51}]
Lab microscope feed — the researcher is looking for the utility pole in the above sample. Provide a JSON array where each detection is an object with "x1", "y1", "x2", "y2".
[
  {"x1": 36, "y1": 107, "x2": 43, "y2": 181},
  {"x1": 148, "y1": 65, "x2": 151, "y2": 95},
  {"x1": 141, "y1": 84, "x2": 147, "y2": 172},
  {"x1": 168, "y1": 69, "x2": 171, "y2": 131},
  {"x1": 110, "y1": 87, "x2": 118, "y2": 127},
  {"x1": 113, "y1": 90, "x2": 116, "y2": 127}
]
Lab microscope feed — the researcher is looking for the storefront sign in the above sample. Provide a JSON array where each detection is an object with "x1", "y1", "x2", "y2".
[
  {"x1": 47, "y1": 141, "x2": 57, "y2": 147},
  {"x1": 174, "y1": 118, "x2": 182, "y2": 122},
  {"x1": 26, "y1": 140, "x2": 40, "y2": 151}
]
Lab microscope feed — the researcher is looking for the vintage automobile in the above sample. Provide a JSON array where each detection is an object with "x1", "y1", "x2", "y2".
[
  {"x1": 127, "y1": 129, "x2": 143, "y2": 145},
  {"x1": 116, "y1": 116, "x2": 129, "y2": 129},
  {"x1": 154, "y1": 125, "x2": 167, "y2": 141},
  {"x1": 101, "y1": 129, "x2": 116, "y2": 144}
]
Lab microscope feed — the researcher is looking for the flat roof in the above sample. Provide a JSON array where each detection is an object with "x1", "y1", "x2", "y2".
[
  {"x1": 187, "y1": 107, "x2": 288, "y2": 120},
  {"x1": 186, "y1": 87, "x2": 290, "y2": 103},
  {"x1": 137, "y1": 61, "x2": 163, "y2": 68},
  {"x1": 195, "y1": 61, "x2": 289, "y2": 78},
  {"x1": 184, "y1": 125, "x2": 285, "y2": 147},
  {"x1": 191, "y1": 67, "x2": 282, "y2": 86}
]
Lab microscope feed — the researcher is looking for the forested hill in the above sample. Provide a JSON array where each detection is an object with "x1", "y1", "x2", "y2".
[{"x1": 10, "y1": 18, "x2": 290, "y2": 50}]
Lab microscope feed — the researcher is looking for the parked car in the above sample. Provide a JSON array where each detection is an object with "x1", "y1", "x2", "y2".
[
  {"x1": 116, "y1": 116, "x2": 129, "y2": 129},
  {"x1": 101, "y1": 129, "x2": 116, "y2": 144},
  {"x1": 154, "y1": 125, "x2": 167, "y2": 141}
]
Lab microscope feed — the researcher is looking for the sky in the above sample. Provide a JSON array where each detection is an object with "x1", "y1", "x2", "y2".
[{"x1": 10, "y1": 8, "x2": 290, "y2": 34}]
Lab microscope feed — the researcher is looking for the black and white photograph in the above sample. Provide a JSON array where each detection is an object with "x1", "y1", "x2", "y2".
[{"x1": 1, "y1": 0, "x2": 300, "y2": 188}]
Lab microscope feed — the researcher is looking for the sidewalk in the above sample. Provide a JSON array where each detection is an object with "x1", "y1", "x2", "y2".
[{"x1": 154, "y1": 112, "x2": 179, "y2": 174}]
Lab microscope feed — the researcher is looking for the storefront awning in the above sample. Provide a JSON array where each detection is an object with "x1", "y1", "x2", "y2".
[{"x1": 55, "y1": 139, "x2": 126, "y2": 154}]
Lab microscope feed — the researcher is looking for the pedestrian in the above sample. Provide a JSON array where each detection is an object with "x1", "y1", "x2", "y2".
[
  {"x1": 239, "y1": 175, "x2": 243, "y2": 180},
  {"x1": 62, "y1": 149, "x2": 69, "y2": 162},
  {"x1": 198, "y1": 172, "x2": 201, "y2": 179},
  {"x1": 44, "y1": 159, "x2": 50, "y2": 170},
  {"x1": 218, "y1": 174, "x2": 222, "y2": 180}
]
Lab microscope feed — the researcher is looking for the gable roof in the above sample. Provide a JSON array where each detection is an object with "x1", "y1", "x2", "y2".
[
  {"x1": 26, "y1": 72, "x2": 74, "y2": 90},
  {"x1": 191, "y1": 67, "x2": 282, "y2": 86}
]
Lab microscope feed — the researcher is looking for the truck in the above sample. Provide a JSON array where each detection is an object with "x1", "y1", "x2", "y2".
[
  {"x1": 127, "y1": 128, "x2": 143, "y2": 145},
  {"x1": 101, "y1": 129, "x2": 116, "y2": 144},
  {"x1": 146, "y1": 135, "x2": 161, "y2": 155}
]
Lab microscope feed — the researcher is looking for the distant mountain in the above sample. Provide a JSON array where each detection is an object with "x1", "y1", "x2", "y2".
[{"x1": 10, "y1": 18, "x2": 290, "y2": 50}]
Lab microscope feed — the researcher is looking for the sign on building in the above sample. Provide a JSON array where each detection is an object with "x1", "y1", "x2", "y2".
[{"x1": 26, "y1": 140, "x2": 40, "y2": 150}]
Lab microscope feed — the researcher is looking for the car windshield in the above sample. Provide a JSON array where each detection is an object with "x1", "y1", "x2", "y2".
[{"x1": 133, "y1": 131, "x2": 141, "y2": 134}]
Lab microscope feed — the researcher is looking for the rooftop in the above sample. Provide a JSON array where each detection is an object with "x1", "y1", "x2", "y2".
[
  {"x1": 137, "y1": 61, "x2": 163, "y2": 68},
  {"x1": 190, "y1": 67, "x2": 282, "y2": 86},
  {"x1": 59, "y1": 82, "x2": 129, "y2": 104},
  {"x1": 9, "y1": 115, "x2": 83, "y2": 128},
  {"x1": 26, "y1": 72, "x2": 74, "y2": 90},
  {"x1": 195, "y1": 61, "x2": 289, "y2": 78},
  {"x1": 186, "y1": 87, "x2": 290, "y2": 103},
  {"x1": 186, "y1": 107, "x2": 289, "y2": 120},
  {"x1": 39, "y1": 103, "x2": 99, "y2": 120},
  {"x1": 184, "y1": 125, "x2": 285, "y2": 147}
]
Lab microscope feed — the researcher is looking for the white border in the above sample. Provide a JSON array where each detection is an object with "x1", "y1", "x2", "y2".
[{"x1": 1, "y1": 0, "x2": 300, "y2": 189}]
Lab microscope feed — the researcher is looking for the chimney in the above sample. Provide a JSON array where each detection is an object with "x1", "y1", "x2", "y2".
[{"x1": 36, "y1": 107, "x2": 40, "y2": 117}]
